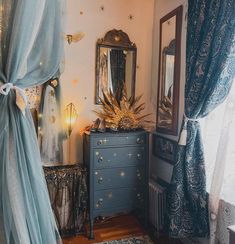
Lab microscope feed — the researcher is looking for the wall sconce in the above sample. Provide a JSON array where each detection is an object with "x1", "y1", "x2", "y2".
[
  {"x1": 65, "y1": 102, "x2": 78, "y2": 136},
  {"x1": 64, "y1": 102, "x2": 78, "y2": 164},
  {"x1": 66, "y1": 32, "x2": 85, "y2": 45}
]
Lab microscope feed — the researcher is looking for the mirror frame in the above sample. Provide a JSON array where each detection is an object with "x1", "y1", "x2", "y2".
[
  {"x1": 95, "y1": 29, "x2": 137, "y2": 104},
  {"x1": 156, "y1": 6, "x2": 183, "y2": 135}
]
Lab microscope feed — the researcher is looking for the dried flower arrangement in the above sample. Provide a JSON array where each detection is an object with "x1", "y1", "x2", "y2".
[{"x1": 94, "y1": 86, "x2": 152, "y2": 131}]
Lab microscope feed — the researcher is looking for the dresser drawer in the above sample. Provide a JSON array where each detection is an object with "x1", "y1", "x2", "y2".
[
  {"x1": 94, "y1": 167, "x2": 145, "y2": 190},
  {"x1": 94, "y1": 188, "x2": 144, "y2": 210},
  {"x1": 93, "y1": 133, "x2": 146, "y2": 148},
  {"x1": 93, "y1": 147, "x2": 145, "y2": 169}
]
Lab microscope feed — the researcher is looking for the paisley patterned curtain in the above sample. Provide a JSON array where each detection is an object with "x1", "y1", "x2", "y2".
[{"x1": 167, "y1": 0, "x2": 235, "y2": 238}]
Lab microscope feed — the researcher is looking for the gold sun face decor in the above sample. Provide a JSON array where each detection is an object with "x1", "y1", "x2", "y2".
[{"x1": 94, "y1": 86, "x2": 152, "y2": 131}]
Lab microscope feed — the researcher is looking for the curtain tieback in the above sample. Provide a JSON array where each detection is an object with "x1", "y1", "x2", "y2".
[
  {"x1": 178, "y1": 114, "x2": 200, "y2": 146},
  {"x1": 0, "y1": 83, "x2": 27, "y2": 115}
]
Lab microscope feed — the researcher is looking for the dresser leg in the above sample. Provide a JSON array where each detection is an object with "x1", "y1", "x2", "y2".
[
  {"x1": 144, "y1": 190, "x2": 149, "y2": 229},
  {"x1": 144, "y1": 209, "x2": 148, "y2": 229},
  {"x1": 89, "y1": 218, "x2": 94, "y2": 239}
]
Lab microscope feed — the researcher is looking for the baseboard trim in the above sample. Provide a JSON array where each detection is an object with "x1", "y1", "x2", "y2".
[
  {"x1": 181, "y1": 238, "x2": 209, "y2": 244},
  {"x1": 180, "y1": 238, "x2": 194, "y2": 244}
]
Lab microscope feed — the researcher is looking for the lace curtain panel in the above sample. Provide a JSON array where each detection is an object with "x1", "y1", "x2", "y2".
[
  {"x1": 25, "y1": 86, "x2": 42, "y2": 132},
  {"x1": 25, "y1": 83, "x2": 65, "y2": 164},
  {"x1": 39, "y1": 84, "x2": 63, "y2": 163},
  {"x1": 201, "y1": 80, "x2": 235, "y2": 243}
]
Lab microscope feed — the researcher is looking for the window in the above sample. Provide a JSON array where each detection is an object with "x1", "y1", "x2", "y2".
[{"x1": 202, "y1": 80, "x2": 235, "y2": 205}]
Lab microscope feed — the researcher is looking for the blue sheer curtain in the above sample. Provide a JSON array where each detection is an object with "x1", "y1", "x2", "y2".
[
  {"x1": 167, "y1": 0, "x2": 235, "y2": 238},
  {"x1": 0, "y1": 0, "x2": 64, "y2": 243}
]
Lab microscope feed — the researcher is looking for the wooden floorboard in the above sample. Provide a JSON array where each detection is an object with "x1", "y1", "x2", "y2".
[{"x1": 62, "y1": 215, "x2": 182, "y2": 244}]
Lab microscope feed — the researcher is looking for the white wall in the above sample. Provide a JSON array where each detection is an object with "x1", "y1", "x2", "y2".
[
  {"x1": 150, "y1": 0, "x2": 187, "y2": 181},
  {"x1": 61, "y1": 0, "x2": 155, "y2": 163}
]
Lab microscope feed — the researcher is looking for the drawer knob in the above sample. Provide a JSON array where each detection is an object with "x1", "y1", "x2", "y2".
[
  {"x1": 136, "y1": 137, "x2": 144, "y2": 144},
  {"x1": 98, "y1": 177, "x2": 103, "y2": 184},
  {"x1": 96, "y1": 198, "x2": 103, "y2": 208},
  {"x1": 97, "y1": 140, "x2": 102, "y2": 145},
  {"x1": 98, "y1": 156, "x2": 103, "y2": 163},
  {"x1": 98, "y1": 198, "x2": 103, "y2": 205},
  {"x1": 137, "y1": 193, "x2": 141, "y2": 199},
  {"x1": 137, "y1": 153, "x2": 142, "y2": 159}
]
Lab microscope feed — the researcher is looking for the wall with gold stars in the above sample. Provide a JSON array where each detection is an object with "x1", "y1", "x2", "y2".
[{"x1": 60, "y1": 0, "x2": 155, "y2": 163}]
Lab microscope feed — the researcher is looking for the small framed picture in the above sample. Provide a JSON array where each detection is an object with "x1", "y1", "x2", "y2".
[{"x1": 152, "y1": 134, "x2": 177, "y2": 164}]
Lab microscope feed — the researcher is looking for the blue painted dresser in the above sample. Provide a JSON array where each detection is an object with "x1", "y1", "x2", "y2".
[{"x1": 83, "y1": 130, "x2": 149, "y2": 239}]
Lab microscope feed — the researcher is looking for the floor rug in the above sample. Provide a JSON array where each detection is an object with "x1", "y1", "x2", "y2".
[{"x1": 94, "y1": 235, "x2": 153, "y2": 244}]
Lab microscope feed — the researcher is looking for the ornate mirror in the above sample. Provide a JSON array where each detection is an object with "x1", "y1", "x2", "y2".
[
  {"x1": 156, "y1": 6, "x2": 182, "y2": 135},
  {"x1": 95, "y1": 29, "x2": 137, "y2": 104}
]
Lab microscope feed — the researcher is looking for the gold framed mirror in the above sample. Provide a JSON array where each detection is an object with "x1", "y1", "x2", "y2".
[
  {"x1": 156, "y1": 6, "x2": 182, "y2": 135},
  {"x1": 95, "y1": 29, "x2": 137, "y2": 104}
]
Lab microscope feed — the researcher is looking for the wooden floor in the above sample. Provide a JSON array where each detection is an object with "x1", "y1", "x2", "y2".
[{"x1": 62, "y1": 215, "x2": 182, "y2": 244}]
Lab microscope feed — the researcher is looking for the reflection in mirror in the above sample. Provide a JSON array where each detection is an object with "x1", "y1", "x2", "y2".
[
  {"x1": 156, "y1": 6, "x2": 182, "y2": 135},
  {"x1": 95, "y1": 29, "x2": 137, "y2": 104},
  {"x1": 162, "y1": 40, "x2": 175, "y2": 103},
  {"x1": 98, "y1": 47, "x2": 135, "y2": 99}
]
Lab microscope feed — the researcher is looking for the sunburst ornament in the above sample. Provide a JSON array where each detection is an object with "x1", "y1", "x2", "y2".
[{"x1": 94, "y1": 86, "x2": 152, "y2": 131}]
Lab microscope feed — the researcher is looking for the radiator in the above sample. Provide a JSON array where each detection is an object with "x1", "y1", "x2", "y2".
[
  {"x1": 149, "y1": 180, "x2": 167, "y2": 234},
  {"x1": 228, "y1": 226, "x2": 235, "y2": 244}
]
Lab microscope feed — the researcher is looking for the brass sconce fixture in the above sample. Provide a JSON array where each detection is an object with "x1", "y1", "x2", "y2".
[
  {"x1": 66, "y1": 32, "x2": 85, "y2": 44},
  {"x1": 64, "y1": 102, "x2": 78, "y2": 163},
  {"x1": 65, "y1": 102, "x2": 78, "y2": 136}
]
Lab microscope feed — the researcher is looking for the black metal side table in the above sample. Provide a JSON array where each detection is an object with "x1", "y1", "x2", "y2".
[{"x1": 43, "y1": 163, "x2": 87, "y2": 237}]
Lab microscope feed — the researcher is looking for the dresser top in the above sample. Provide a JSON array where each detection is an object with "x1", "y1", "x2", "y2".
[{"x1": 85, "y1": 130, "x2": 148, "y2": 137}]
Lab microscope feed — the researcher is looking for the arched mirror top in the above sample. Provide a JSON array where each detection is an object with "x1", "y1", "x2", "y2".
[{"x1": 97, "y1": 29, "x2": 136, "y2": 49}]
